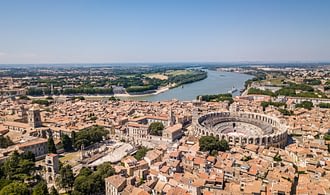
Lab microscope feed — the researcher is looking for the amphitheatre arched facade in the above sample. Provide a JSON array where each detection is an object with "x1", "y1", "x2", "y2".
[{"x1": 193, "y1": 111, "x2": 287, "y2": 148}]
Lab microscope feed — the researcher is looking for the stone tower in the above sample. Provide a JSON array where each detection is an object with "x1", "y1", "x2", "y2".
[
  {"x1": 191, "y1": 100, "x2": 202, "y2": 135},
  {"x1": 45, "y1": 154, "x2": 59, "y2": 183},
  {"x1": 168, "y1": 107, "x2": 176, "y2": 126},
  {"x1": 28, "y1": 106, "x2": 42, "y2": 128},
  {"x1": 18, "y1": 105, "x2": 28, "y2": 122}
]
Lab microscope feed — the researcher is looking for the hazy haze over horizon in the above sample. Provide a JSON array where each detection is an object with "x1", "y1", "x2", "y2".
[{"x1": 0, "y1": 0, "x2": 329, "y2": 64}]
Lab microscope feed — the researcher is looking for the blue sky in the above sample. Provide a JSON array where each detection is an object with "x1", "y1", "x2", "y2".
[{"x1": 0, "y1": 0, "x2": 329, "y2": 64}]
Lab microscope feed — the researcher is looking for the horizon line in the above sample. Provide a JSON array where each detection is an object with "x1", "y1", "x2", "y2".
[{"x1": 0, "y1": 60, "x2": 330, "y2": 66}]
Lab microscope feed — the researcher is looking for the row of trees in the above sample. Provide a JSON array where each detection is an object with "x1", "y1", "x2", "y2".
[
  {"x1": 303, "y1": 79, "x2": 321, "y2": 85},
  {"x1": 168, "y1": 70, "x2": 207, "y2": 86},
  {"x1": 32, "y1": 99, "x2": 52, "y2": 106},
  {"x1": 126, "y1": 85, "x2": 158, "y2": 93},
  {"x1": 296, "y1": 101, "x2": 314, "y2": 110},
  {"x1": 27, "y1": 87, "x2": 113, "y2": 96},
  {"x1": 261, "y1": 101, "x2": 286, "y2": 109},
  {"x1": 198, "y1": 93, "x2": 234, "y2": 104},
  {"x1": 319, "y1": 103, "x2": 330, "y2": 108},
  {"x1": 247, "y1": 88, "x2": 275, "y2": 97}
]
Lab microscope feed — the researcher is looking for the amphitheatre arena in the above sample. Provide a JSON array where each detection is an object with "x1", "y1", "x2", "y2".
[{"x1": 194, "y1": 111, "x2": 287, "y2": 148}]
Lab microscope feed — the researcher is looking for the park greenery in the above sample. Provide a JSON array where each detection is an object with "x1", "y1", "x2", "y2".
[
  {"x1": 199, "y1": 136, "x2": 229, "y2": 155},
  {"x1": 73, "y1": 125, "x2": 109, "y2": 149},
  {"x1": 295, "y1": 101, "x2": 314, "y2": 110},
  {"x1": 27, "y1": 87, "x2": 113, "y2": 96},
  {"x1": 248, "y1": 88, "x2": 275, "y2": 97},
  {"x1": 319, "y1": 103, "x2": 330, "y2": 108},
  {"x1": 0, "y1": 151, "x2": 53, "y2": 195},
  {"x1": 278, "y1": 108, "x2": 293, "y2": 116},
  {"x1": 324, "y1": 133, "x2": 330, "y2": 141},
  {"x1": 57, "y1": 164, "x2": 74, "y2": 193},
  {"x1": 0, "y1": 135, "x2": 14, "y2": 148},
  {"x1": 261, "y1": 101, "x2": 286, "y2": 109},
  {"x1": 126, "y1": 85, "x2": 158, "y2": 93},
  {"x1": 61, "y1": 134, "x2": 73, "y2": 152},
  {"x1": 47, "y1": 137, "x2": 57, "y2": 154},
  {"x1": 198, "y1": 93, "x2": 234, "y2": 104},
  {"x1": 148, "y1": 122, "x2": 164, "y2": 136},
  {"x1": 134, "y1": 146, "x2": 149, "y2": 160},
  {"x1": 248, "y1": 81, "x2": 328, "y2": 99},
  {"x1": 2, "y1": 155, "x2": 114, "y2": 194},
  {"x1": 72, "y1": 163, "x2": 115, "y2": 195},
  {"x1": 303, "y1": 78, "x2": 321, "y2": 85},
  {"x1": 167, "y1": 69, "x2": 207, "y2": 87},
  {"x1": 25, "y1": 68, "x2": 207, "y2": 96},
  {"x1": 108, "y1": 96, "x2": 119, "y2": 101}
]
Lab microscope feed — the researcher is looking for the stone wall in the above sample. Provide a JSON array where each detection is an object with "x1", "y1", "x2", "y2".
[{"x1": 194, "y1": 112, "x2": 287, "y2": 148}]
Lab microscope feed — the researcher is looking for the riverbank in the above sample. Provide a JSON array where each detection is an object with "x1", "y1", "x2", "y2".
[
  {"x1": 114, "y1": 87, "x2": 170, "y2": 98},
  {"x1": 26, "y1": 70, "x2": 253, "y2": 102},
  {"x1": 25, "y1": 86, "x2": 170, "y2": 100}
]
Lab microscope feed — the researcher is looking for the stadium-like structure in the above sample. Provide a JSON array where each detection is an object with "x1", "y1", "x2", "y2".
[{"x1": 193, "y1": 111, "x2": 287, "y2": 148}]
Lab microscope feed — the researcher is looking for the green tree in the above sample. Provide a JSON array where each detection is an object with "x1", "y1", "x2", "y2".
[
  {"x1": 248, "y1": 88, "x2": 275, "y2": 96},
  {"x1": 148, "y1": 122, "x2": 164, "y2": 136},
  {"x1": 0, "y1": 182, "x2": 29, "y2": 195},
  {"x1": 296, "y1": 101, "x2": 313, "y2": 110},
  {"x1": 77, "y1": 167, "x2": 92, "y2": 177},
  {"x1": 32, "y1": 180, "x2": 49, "y2": 195},
  {"x1": 134, "y1": 147, "x2": 148, "y2": 160},
  {"x1": 73, "y1": 176, "x2": 94, "y2": 195},
  {"x1": 73, "y1": 162, "x2": 115, "y2": 195},
  {"x1": 319, "y1": 103, "x2": 330, "y2": 108},
  {"x1": 47, "y1": 137, "x2": 57, "y2": 154},
  {"x1": 0, "y1": 179, "x2": 12, "y2": 191},
  {"x1": 218, "y1": 139, "x2": 229, "y2": 152},
  {"x1": 94, "y1": 162, "x2": 115, "y2": 180},
  {"x1": 273, "y1": 154, "x2": 282, "y2": 162},
  {"x1": 57, "y1": 165, "x2": 74, "y2": 192},
  {"x1": 198, "y1": 93, "x2": 233, "y2": 103},
  {"x1": 108, "y1": 96, "x2": 119, "y2": 101},
  {"x1": 2, "y1": 151, "x2": 35, "y2": 181},
  {"x1": 21, "y1": 151, "x2": 36, "y2": 162},
  {"x1": 74, "y1": 126, "x2": 108, "y2": 149},
  {"x1": 0, "y1": 136, "x2": 14, "y2": 148},
  {"x1": 61, "y1": 134, "x2": 73, "y2": 152},
  {"x1": 49, "y1": 186, "x2": 59, "y2": 195},
  {"x1": 324, "y1": 133, "x2": 330, "y2": 141},
  {"x1": 278, "y1": 108, "x2": 293, "y2": 116},
  {"x1": 199, "y1": 136, "x2": 229, "y2": 154}
]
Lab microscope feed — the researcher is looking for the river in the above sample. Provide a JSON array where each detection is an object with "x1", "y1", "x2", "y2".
[{"x1": 121, "y1": 70, "x2": 254, "y2": 101}]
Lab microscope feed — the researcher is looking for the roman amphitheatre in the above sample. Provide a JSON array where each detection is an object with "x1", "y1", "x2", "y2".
[{"x1": 194, "y1": 111, "x2": 287, "y2": 148}]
